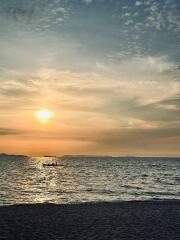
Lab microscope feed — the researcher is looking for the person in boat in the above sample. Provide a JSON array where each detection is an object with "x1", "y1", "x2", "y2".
[{"x1": 43, "y1": 162, "x2": 58, "y2": 167}]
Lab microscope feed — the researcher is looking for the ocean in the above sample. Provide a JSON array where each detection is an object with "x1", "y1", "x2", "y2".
[{"x1": 0, "y1": 155, "x2": 179, "y2": 205}]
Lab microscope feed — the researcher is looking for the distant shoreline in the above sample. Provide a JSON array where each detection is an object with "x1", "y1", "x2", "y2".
[{"x1": 0, "y1": 200, "x2": 180, "y2": 240}]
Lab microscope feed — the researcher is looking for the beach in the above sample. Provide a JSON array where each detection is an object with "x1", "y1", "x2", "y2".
[{"x1": 0, "y1": 200, "x2": 180, "y2": 240}]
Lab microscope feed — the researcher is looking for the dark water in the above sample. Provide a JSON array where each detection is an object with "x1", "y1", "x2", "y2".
[{"x1": 0, "y1": 156, "x2": 179, "y2": 205}]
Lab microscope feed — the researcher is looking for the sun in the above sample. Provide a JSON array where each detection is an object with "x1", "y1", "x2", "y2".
[{"x1": 35, "y1": 109, "x2": 54, "y2": 123}]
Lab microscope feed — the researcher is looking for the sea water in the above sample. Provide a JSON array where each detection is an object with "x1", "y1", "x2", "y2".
[{"x1": 0, "y1": 155, "x2": 179, "y2": 205}]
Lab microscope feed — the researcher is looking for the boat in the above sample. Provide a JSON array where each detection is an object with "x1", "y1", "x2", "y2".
[{"x1": 42, "y1": 162, "x2": 58, "y2": 167}]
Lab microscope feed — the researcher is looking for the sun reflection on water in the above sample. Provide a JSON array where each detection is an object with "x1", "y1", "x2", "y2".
[{"x1": 0, "y1": 156, "x2": 179, "y2": 205}]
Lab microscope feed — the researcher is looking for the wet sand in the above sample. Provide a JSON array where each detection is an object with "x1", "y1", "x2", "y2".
[{"x1": 0, "y1": 200, "x2": 180, "y2": 240}]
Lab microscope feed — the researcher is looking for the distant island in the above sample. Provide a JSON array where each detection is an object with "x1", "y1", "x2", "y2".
[
  {"x1": 0, "y1": 153, "x2": 28, "y2": 159},
  {"x1": 61, "y1": 155, "x2": 113, "y2": 159},
  {"x1": 60, "y1": 155, "x2": 139, "y2": 160},
  {"x1": 60, "y1": 155, "x2": 179, "y2": 160}
]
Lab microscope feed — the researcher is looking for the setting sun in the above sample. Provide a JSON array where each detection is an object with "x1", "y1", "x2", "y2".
[{"x1": 36, "y1": 109, "x2": 54, "y2": 123}]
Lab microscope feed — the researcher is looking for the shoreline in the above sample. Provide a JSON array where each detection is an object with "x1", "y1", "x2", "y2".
[
  {"x1": 0, "y1": 200, "x2": 180, "y2": 239},
  {"x1": 1, "y1": 198, "x2": 180, "y2": 206}
]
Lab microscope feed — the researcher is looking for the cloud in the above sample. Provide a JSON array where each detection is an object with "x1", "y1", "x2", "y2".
[
  {"x1": 95, "y1": 61, "x2": 106, "y2": 70},
  {"x1": 0, "y1": 52, "x2": 179, "y2": 117},
  {"x1": 145, "y1": 0, "x2": 180, "y2": 33},
  {"x1": 94, "y1": 127, "x2": 180, "y2": 145},
  {"x1": 0, "y1": 0, "x2": 70, "y2": 31},
  {"x1": 82, "y1": 0, "x2": 93, "y2": 5},
  {"x1": 118, "y1": 56, "x2": 177, "y2": 74},
  {"x1": 131, "y1": 99, "x2": 180, "y2": 122},
  {"x1": 45, "y1": 125, "x2": 180, "y2": 155},
  {"x1": 112, "y1": 0, "x2": 180, "y2": 60},
  {"x1": 159, "y1": 95, "x2": 180, "y2": 110},
  {"x1": 135, "y1": 1, "x2": 143, "y2": 7},
  {"x1": 0, "y1": 128, "x2": 24, "y2": 135}
]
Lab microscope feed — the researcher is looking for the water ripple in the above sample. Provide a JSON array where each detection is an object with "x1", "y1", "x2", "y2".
[{"x1": 0, "y1": 156, "x2": 179, "y2": 205}]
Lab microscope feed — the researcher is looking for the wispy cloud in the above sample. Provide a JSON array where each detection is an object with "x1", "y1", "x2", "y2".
[
  {"x1": 82, "y1": 0, "x2": 93, "y2": 5},
  {"x1": 0, "y1": 0, "x2": 70, "y2": 31},
  {"x1": 0, "y1": 127, "x2": 24, "y2": 135}
]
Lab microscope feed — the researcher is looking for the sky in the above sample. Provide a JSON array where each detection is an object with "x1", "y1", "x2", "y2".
[{"x1": 0, "y1": 0, "x2": 179, "y2": 156}]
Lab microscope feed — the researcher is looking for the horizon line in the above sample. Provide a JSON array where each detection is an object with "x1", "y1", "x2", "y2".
[{"x1": 0, "y1": 152, "x2": 180, "y2": 158}]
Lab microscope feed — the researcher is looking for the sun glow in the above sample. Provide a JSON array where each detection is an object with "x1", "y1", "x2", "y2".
[{"x1": 36, "y1": 109, "x2": 54, "y2": 123}]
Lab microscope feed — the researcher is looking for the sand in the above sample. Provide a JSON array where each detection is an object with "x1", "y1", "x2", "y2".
[{"x1": 0, "y1": 200, "x2": 180, "y2": 240}]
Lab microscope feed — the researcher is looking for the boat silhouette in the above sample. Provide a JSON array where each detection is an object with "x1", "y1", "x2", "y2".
[{"x1": 42, "y1": 162, "x2": 58, "y2": 167}]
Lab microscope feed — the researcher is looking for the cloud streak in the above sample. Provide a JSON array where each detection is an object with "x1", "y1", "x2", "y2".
[{"x1": 0, "y1": 128, "x2": 24, "y2": 136}]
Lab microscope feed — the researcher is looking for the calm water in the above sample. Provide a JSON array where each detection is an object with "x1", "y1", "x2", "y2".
[{"x1": 0, "y1": 156, "x2": 180, "y2": 205}]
